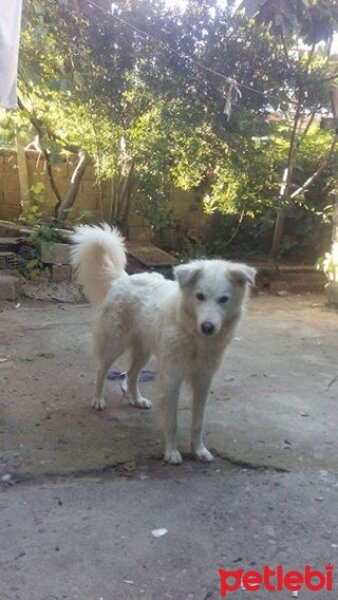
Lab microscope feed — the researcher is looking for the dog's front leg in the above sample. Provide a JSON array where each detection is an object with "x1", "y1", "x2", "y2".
[
  {"x1": 191, "y1": 371, "x2": 214, "y2": 462},
  {"x1": 159, "y1": 374, "x2": 183, "y2": 465}
]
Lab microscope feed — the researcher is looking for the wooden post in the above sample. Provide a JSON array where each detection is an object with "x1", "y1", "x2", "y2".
[
  {"x1": 15, "y1": 133, "x2": 31, "y2": 217},
  {"x1": 321, "y1": 85, "x2": 338, "y2": 251},
  {"x1": 330, "y1": 87, "x2": 338, "y2": 251},
  {"x1": 330, "y1": 85, "x2": 338, "y2": 120},
  {"x1": 333, "y1": 201, "x2": 338, "y2": 246}
]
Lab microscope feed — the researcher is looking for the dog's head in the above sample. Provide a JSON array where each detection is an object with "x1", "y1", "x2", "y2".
[{"x1": 174, "y1": 259, "x2": 256, "y2": 337}]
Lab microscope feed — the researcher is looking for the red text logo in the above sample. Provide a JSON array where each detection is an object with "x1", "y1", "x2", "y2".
[{"x1": 219, "y1": 564, "x2": 334, "y2": 596}]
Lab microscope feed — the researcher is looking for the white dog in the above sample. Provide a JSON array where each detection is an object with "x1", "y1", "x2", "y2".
[{"x1": 71, "y1": 224, "x2": 255, "y2": 464}]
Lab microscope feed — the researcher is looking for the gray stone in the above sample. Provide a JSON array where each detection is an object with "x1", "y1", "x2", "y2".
[
  {"x1": 51, "y1": 264, "x2": 73, "y2": 282},
  {"x1": 326, "y1": 281, "x2": 338, "y2": 306},
  {"x1": 41, "y1": 243, "x2": 72, "y2": 265},
  {"x1": 0, "y1": 272, "x2": 22, "y2": 300},
  {"x1": 21, "y1": 280, "x2": 83, "y2": 303}
]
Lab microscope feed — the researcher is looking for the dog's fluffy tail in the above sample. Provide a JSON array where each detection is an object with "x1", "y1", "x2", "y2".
[{"x1": 70, "y1": 224, "x2": 127, "y2": 304}]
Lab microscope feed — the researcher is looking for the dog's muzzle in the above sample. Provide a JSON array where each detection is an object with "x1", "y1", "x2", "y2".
[{"x1": 201, "y1": 321, "x2": 216, "y2": 336}]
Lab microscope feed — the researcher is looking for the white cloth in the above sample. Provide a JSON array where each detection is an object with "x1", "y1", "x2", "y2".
[{"x1": 0, "y1": 0, "x2": 23, "y2": 108}]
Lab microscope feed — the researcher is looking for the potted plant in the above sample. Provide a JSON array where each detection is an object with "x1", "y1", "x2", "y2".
[{"x1": 318, "y1": 242, "x2": 338, "y2": 305}]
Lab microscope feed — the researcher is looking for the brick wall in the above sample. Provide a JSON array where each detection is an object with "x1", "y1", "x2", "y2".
[{"x1": 0, "y1": 149, "x2": 206, "y2": 241}]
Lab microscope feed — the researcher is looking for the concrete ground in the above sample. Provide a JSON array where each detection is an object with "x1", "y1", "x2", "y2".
[{"x1": 1, "y1": 293, "x2": 338, "y2": 599}]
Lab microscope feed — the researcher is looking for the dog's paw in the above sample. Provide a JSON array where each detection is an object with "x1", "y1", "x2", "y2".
[
  {"x1": 164, "y1": 449, "x2": 183, "y2": 465},
  {"x1": 91, "y1": 397, "x2": 106, "y2": 411},
  {"x1": 129, "y1": 396, "x2": 152, "y2": 410},
  {"x1": 194, "y1": 446, "x2": 215, "y2": 463}
]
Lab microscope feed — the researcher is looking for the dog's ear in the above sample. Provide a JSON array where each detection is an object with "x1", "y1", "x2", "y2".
[
  {"x1": 174, "y1": 263, "x2": 202, "y2": 287},
  {"x1": 228, "y1": 264, "x2": 256, "y2": 287}
]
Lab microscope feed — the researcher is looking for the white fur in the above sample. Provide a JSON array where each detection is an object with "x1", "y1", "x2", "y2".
[
  {"x1": 71, "y1": 224, "x2": 255, "y2": 464},
  {"x1": 70, "y1": 224, "x2": 127, "y2": 304}
]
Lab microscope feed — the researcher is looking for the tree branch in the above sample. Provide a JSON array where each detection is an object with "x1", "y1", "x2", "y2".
[
  {"x1": 270, "y1": 93, "x2": 303, "y2": 257},
  {"x1": 18, "y1": 94, "x2": 89, "y2": 220},
  {"x1": 290, "y1": 132, "x2": 338, "y2": 200},
  {"x1": 317, "y1": 73, "x2": 338, "y2": 84},
  {"x1": 223, "y1": 209, "x2": 245, "y2": 247},
  {"x1": 282, "y1": 94, "x2": 303, "y2": 197},
  {"x1": 57, "y1": 150, "x2": 89, "y2": 220},
  {"x1": 281, "y1": 31, "x2": 293, "y2": 71},
  {"x1": 304, "y1": 41, "x2": 316, "y2": 74},
  {"x1": 296, "y1": 105, "x2": 320, "y2": 150},
  {"x1": 17, "y1": 95, "x2": 80, "y2": 154},
  {"x1": 17, "y1": 96, "x2": 63, "y2": 211}
]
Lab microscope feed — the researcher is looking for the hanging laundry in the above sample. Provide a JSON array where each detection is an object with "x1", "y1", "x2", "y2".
[
  {"x1": 0, "y1": 0, "x2": 23, "y2": 108},
  {"x1": 223, "y1": 77, "x2": 242, "y2": 123}
]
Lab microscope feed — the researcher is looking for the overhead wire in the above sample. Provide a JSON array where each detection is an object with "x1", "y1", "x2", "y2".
[{"x1": 84, "y1": 0, "x2": 297, "y2": 106}]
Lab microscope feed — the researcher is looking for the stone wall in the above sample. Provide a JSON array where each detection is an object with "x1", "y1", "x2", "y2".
[{"x1": 0, "y1": 149, "x2": 206, "y2": 242}]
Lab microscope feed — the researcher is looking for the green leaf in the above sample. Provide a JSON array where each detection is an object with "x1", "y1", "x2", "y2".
[{"x1": 74, "y1": 72, "x2": 85, "y2": 87}]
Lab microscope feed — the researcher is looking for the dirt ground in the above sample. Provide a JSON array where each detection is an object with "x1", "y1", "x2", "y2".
[
  {"x1": 1, "y1": 292, "x2": 338, "y2": 599},
  {"x1": 1, "y1": 292, "x2": 338, "y2": 476}
]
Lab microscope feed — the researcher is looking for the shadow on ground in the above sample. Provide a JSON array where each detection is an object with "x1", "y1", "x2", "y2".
[
  {"x1": 1, "y1": 293, "x2": 338, "y2": 477},
  {"x1": 1, "y1": 293, "x2": 338, "y2": 600}
]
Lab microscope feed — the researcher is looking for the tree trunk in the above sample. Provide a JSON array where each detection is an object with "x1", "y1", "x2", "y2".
[
  {"x1": 56, "y1": 150, "x2": 88, "y2": 221},
  {"x1": 17, "y1": 96, "x2": 88, "y2": 223},
  {"x1": 270, "y1": 97, "x2": 303, "y2": 258},
  {"x1": 15, "y1": 134, "x2": 31, "y2": 217},
  {"x1": 111, "y1": 161, "x2": 134, "y2": 226},
  {"x1": 270, "y1": 210, "x2": 286, "y2": 259}
]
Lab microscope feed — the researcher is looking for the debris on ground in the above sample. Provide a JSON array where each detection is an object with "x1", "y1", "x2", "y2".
[
  {"x1": 326, "y1": 375, "x2": 338, "y2": 391},
  {"x1": 107, "y1": 370, "x2": 156, "y2": 382},
  {"x1": 122, "y1": 461, "x2": 136, "y2": 473},
  {"x1": 1, "y1": 474, "x2": 14, "y2": 485},
  {"x1": 151, "y1": 528, "x2": 168, "y2": 538},
  {"x1": 107, "y1": 369, "x2": 156, "y2": 394},
  {"x1": 277, "y1": 290, "x2": 290, "y2": 297}
]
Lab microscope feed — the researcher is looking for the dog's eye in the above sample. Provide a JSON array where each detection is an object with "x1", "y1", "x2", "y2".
[
  {"x1": 218, "y1": 295, "x2": 229, "y2": 304},
  {"x1": 195, "y1": 293, "x2": 206, "y2": 301}
]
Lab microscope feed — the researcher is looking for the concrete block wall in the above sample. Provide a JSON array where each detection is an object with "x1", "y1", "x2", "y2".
[
  {"x1": 0, "y1": 149, "x2": 207, "y2": 242},
  {"x1": 0, "y1": 150, "x2": 112, "y2": 224},
  {"x1": 0, "y1": 150, "x2": 21, "y2": 221}
]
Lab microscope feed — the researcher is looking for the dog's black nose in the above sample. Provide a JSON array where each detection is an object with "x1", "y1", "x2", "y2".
[{"x1": 201, "y1": 321, "x2": 215, "y2": 336}]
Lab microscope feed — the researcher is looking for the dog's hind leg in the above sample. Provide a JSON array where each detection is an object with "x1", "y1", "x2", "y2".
[
  {"x1": 127, "y1": 346, "x2": 152, "y2": 409},
  {"x1": 190, "y1": 371, "x2": 215, "y2": 462},
  {"x1": 92, "y1": 354, "x2": 116, "y2": 411},
  {"x1": 92, "y1": 312, "x2": 128, "y2": 410},
  {"x1": 92, "y1": 341, "x2": 126, "y2": 411}
]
